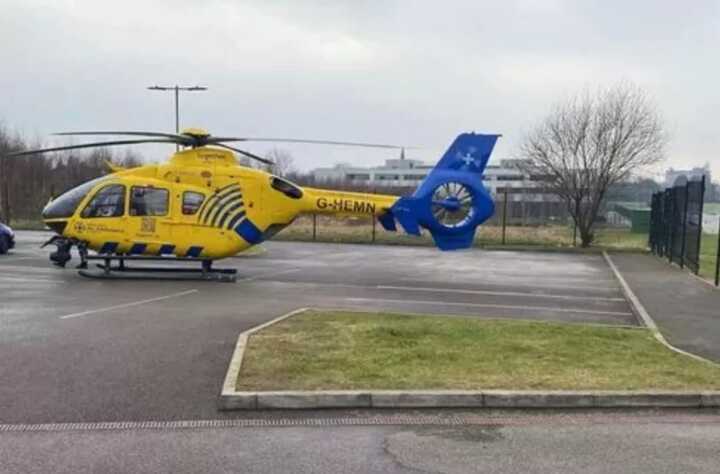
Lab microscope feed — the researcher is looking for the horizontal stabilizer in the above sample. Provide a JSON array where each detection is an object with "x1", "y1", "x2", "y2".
[
  {"x1": 391, "y1": 197, "x2": 422, "y2": 236},
  {"x1": 378, "y1": 212, "x2": 396, "y2": 232}
]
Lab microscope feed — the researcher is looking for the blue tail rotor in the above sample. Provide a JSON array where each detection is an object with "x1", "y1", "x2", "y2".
[{"x1": 379, "y1": 132, "x2": 500, "y2": 250}]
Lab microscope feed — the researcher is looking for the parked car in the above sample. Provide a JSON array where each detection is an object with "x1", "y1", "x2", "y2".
[{"x1": 0, "y1": 221, "x2": 15, "y2": 254}]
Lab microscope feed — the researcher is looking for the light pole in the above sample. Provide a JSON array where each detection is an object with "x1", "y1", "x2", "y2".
[{"x1": 147, "y1": 85, "x2": 207, "y2": 149}]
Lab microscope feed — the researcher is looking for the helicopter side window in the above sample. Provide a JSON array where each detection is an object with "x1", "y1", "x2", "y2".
[
  {"x1": 130, "y1": 186, "x2": 169, "y2": 216},
  {"x1": 81, "y1": 184, "x2": 126, "y2": 218},
  {"x1": 270, "y1": 177, "x2": 303, "y2": 199},
  {"x1": 182, "y1": 191, "x2": 205, "y2": 215}
]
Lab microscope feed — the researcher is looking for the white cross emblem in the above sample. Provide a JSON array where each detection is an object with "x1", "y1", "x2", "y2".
[{"x1": 457, "y1": 147, "x2": 478, "y2": 168}]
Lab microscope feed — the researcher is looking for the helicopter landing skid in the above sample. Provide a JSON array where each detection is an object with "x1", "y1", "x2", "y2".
[{"x1": 77, "y1": 255, "x2": 237, "y2": 282}]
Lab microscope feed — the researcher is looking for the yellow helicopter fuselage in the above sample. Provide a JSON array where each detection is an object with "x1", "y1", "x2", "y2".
[{"x1": 42, "y1": 146, "x2": 399, "y2": 259}]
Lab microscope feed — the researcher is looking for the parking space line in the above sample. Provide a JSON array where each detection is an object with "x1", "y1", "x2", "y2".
[
  {"x1": 0, "y1": 265, "x2": 66, "y2": 275},
  {"x1": 59, "y1": 289, "x2": 199, "y2": 320},
  {"x1": 398, "y1": 278, "x2": 619, "y2": 292},
  {"x1": 0, "y1": 276, "x2": 63, "y2": 284},
  {"x1": 376, "y1": 285, "x2": 625, "y2": 302},
  {"x1": 343, "y1": 297, "x2": 633, "y2": 317},
  {"x1": 238, "y1": 268, "x2": 301, "y2": 282},
  {"x1": 0, "y1": 256, "x2": 37, "y2": 263}
]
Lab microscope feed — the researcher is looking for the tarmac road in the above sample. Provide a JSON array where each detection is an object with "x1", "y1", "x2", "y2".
[
  {"x1": 1, "y1": 231, "x2": 718, "y2": 473},
  {"x1": 0, "y1": 231, "x2": 633, "y2": 424},
  {"x1": 1, "y1": 411, "x2": 719, "y2": 474}
]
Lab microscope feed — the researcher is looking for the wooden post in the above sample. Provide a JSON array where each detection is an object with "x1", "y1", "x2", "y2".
[
  {"x1": 312, "y1": 214, "x2": 317, "y2": 241},
  {"x1": 372, "y1": 216, "x2": 376, "y2": 243}
]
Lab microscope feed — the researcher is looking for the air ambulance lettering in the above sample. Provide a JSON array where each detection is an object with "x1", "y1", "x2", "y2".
[{"x1": 316, "y1": 197, "x2": 376, "y2": 214}]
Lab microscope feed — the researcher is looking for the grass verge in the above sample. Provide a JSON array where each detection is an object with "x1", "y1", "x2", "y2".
[
  {"x1": 275, "y1": 216, "x2": 649, "y2": 252},
  {"x1": 237, "y1": 310, "x2": 720, "y2": 392}
]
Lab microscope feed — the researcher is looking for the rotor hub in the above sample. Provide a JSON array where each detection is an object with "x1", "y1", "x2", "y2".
[{"x1": 431, "y1": 182, "x2": 474, "y2": 228}]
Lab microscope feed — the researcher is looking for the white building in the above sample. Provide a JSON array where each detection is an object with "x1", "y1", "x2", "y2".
[
  {"x1": 664, "y1": 165, "x2": 712, "y2": 188},
  {"x1": 311, "y1": 151, "x2": 551, "y2": 201},
  {"x1": 311, "y1": 149, "x2": 432, "y2": 187}
]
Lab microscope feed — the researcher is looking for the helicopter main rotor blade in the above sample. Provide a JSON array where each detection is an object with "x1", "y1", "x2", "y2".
[
  {"x1": 4, "y1": 138, "x2": 180, "y2": 158},
  {"x1": 54, "y1": 131, "x2": 192, "y2": 143},
  {"x1": 208, "y1": 137, "x2": 407, "y2": 149},
  {"x1": 211, "y1": 143, "x2": 275, "y2": 166}
]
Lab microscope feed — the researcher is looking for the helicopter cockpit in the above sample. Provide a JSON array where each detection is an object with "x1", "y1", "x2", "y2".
[{"x1": 41, "y1": 176, "x2": 110, "y2": 231}]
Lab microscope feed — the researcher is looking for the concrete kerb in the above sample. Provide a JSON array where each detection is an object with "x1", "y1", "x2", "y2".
[{"x1": 219, "y1": 306, "x2": 720, "y2": 411}]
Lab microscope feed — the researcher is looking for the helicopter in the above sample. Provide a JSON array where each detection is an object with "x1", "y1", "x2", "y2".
[{"x1": 5, "y1": 129, "x2": 499, "y2": 281}]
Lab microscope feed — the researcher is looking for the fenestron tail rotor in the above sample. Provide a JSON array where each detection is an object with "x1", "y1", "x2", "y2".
[{"x1": 431, "y1": 181, "x2": 474, "y2": 228}]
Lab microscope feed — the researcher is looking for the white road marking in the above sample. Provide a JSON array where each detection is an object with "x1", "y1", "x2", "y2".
[
  {"x1": 398, "y1": 278, "x2": 619, "y2": 292},
  {"x1": 0, "y1": 276, "x2": 62, "y2": 284},
  {"x1": 243, "y1": 279, "x2": 623, "y2": 303},
  {"x1": 59, "y1": 289, "x2": 199, "y2": 320},
  {"x1": 376, "y1": 285, "x2": 625, "y2": 302},
  {"x1": 0, "y1": 256, "x2": 37, "y2": 263},
  {"x1": 238, "y1": 268, "x2": 301, "y2": 282},
  {"x1": 343, "y1": 297, "x2": 633, "y2": 317},
  {"x1": 0, "y1": 265, "x2": 66, "y2": 275}
]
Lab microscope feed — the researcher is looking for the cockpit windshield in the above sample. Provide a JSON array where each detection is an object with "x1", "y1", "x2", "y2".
[{"x1": 42, "y1": 176, "x2": 109, "y2": 219}]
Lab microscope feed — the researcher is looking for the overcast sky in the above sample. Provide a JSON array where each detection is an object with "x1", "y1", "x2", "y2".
[{"x1": 1, "y1": 0, "x2": 718, "y2": 178}]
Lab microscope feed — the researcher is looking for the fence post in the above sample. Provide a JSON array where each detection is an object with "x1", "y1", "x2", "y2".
[
  {"x1": 715, "y1": 217, "x2": 720, "y2": 287},
  {"x1": 668, "y1": 189, "x2": 675, "y2": 264},
  {"x1": 312, "y1": 214, "x2": 317, "y2": 241},
  {"x1": 695, "y1": 176, "x2": 705, "y2": 275},
  {"x1": 679, "y1": 183, "x2": 689, "y2": 269},
  {"x1": 573, "y1": 199, "x2": 579, "y2": 247},
  {"x1": 501, "y1": 189, "x2": 508, "y2": 245},
  {"x1": 371, "y1": 216, "x2": 376, "y2": 244}
]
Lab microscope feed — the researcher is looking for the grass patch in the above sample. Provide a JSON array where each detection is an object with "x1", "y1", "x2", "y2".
[{"x1": 237, "y1": 310, "x2": 720, "y2": 391}]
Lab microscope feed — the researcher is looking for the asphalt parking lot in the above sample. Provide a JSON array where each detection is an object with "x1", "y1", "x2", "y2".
[{"x1": 0, "y1": 231, "x2": 634, "y2": 424}]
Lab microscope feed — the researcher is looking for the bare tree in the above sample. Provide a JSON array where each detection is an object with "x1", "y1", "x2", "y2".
[
  {"x1": 265, "y1": 148, "x2": 296, "y2": 176},
  {"x1": 0, "y1": 119, "x2": 148, "y2": 225},
  {"x1": 519, "y1": 82, "x2": 666, "y2": 247}
]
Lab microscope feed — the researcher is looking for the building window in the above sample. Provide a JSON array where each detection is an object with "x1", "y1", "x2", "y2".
[
  {"x1": 81, "y1": 184, "x2": 125, "y2": 218},
  {"x1": 182, "y1": 191, "x2": 205, "y2": 215},
  {"x1": 130, "y1": 186, "x2": 169, "y2": 216}
]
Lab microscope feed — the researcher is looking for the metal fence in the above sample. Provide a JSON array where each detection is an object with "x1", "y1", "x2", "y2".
[{"x1": 649, "y1": 176, "x2": 707, "y2": 276}]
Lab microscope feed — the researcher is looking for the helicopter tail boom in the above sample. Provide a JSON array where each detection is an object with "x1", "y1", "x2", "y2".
[{"x1": 379, "y1": 133, "x2": 500, "y2": 250}]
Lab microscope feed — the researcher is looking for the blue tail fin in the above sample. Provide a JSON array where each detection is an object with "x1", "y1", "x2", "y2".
[
  {"x1": 380, "y1": 132, "x2": 500, "y2": 250},
  {"x1": 432, "y1": 132, "x2": 499, "y2": 175}
]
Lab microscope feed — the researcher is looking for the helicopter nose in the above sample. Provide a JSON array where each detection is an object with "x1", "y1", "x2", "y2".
[
  {"x1": 44, "y1": 220, "x2": 68, "y2": 235},
  {"x1": 42, "y1": 201, "x2": 70, "y2": 234}
]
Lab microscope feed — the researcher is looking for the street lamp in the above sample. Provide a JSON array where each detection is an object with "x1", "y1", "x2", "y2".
[{"x1": 147, "y1": 85, "x2": 208, "y2": 149}]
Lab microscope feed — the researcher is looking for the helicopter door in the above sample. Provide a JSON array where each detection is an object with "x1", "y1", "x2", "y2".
[
  {"x1": 79, "y1": 184, "x2": 128, "y2": 244},
  {"x1": 126, "y1": 185, "x2": 173, "y2": 253}
]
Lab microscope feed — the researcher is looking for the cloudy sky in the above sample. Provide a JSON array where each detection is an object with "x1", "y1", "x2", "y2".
[{"x1": 1, "y1": 0, "x2": 718, "y2": 177}]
